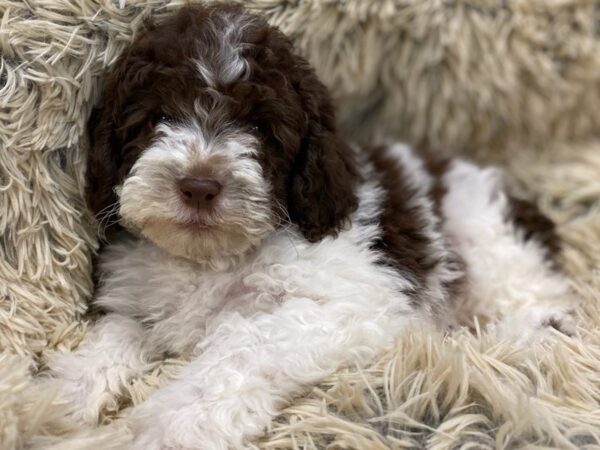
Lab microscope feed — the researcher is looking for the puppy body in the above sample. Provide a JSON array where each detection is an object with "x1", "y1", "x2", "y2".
[
  {"x1": 49, "y1": 145, "x2": 574, "y2": 450},
  {"x1": 45, "y1": 5, "x2": 576, "y2": 449}
]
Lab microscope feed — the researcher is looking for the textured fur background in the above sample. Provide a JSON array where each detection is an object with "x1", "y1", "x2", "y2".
[{"x1": 1, "y1": 0, "x2": 600, "y2": 448}]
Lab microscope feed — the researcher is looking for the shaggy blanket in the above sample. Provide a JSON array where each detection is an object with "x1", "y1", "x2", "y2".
[{"x1": 1, "y1": 1, "x2": 600, "y2": 449}]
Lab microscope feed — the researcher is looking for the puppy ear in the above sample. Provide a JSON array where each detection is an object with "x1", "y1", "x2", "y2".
[
  {"x1": 85, "y1": 44, "x2": 148, "y2": 224},
  {"x1": 86, "y1": 100, "x2": 120, "y2": 221},
  {"x1": 287, "y1": 68, "x2": 358, "y2": 242}
]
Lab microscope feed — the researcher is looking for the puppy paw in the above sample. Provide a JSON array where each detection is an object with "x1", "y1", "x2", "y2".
[
  {"x1": 128, "y1": 386, "x2": 262, "y2": 450},
  {"x1": 129, "y1": 411, "x2": 201, "y2": 450},
  {"x1": 129, "y1": 407, "x2": 227, "y2": 450},
  {"x1": 45, "y1": 351, "x2": 122, "y2": 425},
  {"x1": 539, "y1": 310, "x2": 576, "y2": 336},
  {"x1": 495, "y1": 306, "x2": 576, "y2": 343}
]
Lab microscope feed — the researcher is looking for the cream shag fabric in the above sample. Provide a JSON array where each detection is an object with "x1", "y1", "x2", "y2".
[{"x1": 1, "y1": 1, "x2": 599, "y2": 449}]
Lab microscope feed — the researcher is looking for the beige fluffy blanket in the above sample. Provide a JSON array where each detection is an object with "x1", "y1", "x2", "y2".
[{"x1": 1, "y1": 1, "x2": 600, "y2": 449}]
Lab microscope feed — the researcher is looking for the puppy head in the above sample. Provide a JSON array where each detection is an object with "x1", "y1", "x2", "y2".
[{"x1": 87, "y1": 4, "x2": 357, "y2": 264}]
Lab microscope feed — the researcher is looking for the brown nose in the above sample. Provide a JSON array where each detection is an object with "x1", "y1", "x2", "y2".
[{"x1": 178, "y1": 177, "x2": 222, "y2": 208}]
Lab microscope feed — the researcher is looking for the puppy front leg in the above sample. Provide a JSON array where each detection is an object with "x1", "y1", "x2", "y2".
[
  {"x1": 129, "y1": 297, "x2": 404, "y2": 450},
  {"x1": 45, "y1": 313, "x2": 156, "y2": 425}
]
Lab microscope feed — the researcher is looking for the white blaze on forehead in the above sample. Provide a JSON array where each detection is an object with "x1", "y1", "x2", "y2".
[
  {"x1": 147, "y1": 122, "x2": 209, "y2": 160},
  {"x1": 150, "y1": 122, "x2": 257, "y2": 159},
  {"x1": 195, "y1": 11, "x2": 252, "y2": 86}
]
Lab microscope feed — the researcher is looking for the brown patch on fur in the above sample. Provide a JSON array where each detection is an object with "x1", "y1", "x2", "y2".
[
  {"x1": 421, "y1": 153, "x2": 450, "y2": 215},
  {"x1": 364, "y1": 146, "x2": 466, "y2": 309},
  {"x1": 506, "y1": 195, "x2": 560, "y2": 258},
  {"x1": 86, "y1": 3, "x2": 357, "y2": 243},
  {"x1": 420, "y1": 153, "x2": 467, "y2": 308},
  {"x1": 367, "y1": 146, "x2": 443, "y2": 292}
]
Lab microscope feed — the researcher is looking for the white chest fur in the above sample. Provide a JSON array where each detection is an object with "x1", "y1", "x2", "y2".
[{"x1": 96, "y1": 181, "x2": 415, "y2": 355}]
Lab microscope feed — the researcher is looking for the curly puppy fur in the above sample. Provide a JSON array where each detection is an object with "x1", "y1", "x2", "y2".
[{"x1": 45, "y1": 4, "x2": 577, "y2": 449}]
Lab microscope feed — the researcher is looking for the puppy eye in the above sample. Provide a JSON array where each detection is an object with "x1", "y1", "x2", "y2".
[
  {"x1": 152, "y1": 114, "x2": 173, "y2": 126},
  {"x1": 250, "y1": 125, "x2": 260, "y2": 133}
]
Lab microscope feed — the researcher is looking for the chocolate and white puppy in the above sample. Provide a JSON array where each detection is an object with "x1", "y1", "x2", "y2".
[{"x1": 48, "y1": 4, "x2": 576, "y2": 449}]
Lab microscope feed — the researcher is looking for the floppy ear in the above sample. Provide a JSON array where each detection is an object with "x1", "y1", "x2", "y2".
[
  {"x1": 287, "y1": 65, "x2": 358, "y2": 242},
  {"x1": 85, "y1": 100, "x2": 120, "y2": 221},
  {"x1": 85, "y1": 42, "x2": 152, "y2": 223}
]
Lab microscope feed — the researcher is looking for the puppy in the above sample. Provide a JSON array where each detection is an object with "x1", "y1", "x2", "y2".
[{"x1": 47, "y1": 4, "x2": 576, "y2": 449}]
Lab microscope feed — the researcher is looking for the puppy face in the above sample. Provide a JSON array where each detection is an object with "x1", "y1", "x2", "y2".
[{"x1": 87, "y1": 4, "x2": 357, "y2": 264}]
